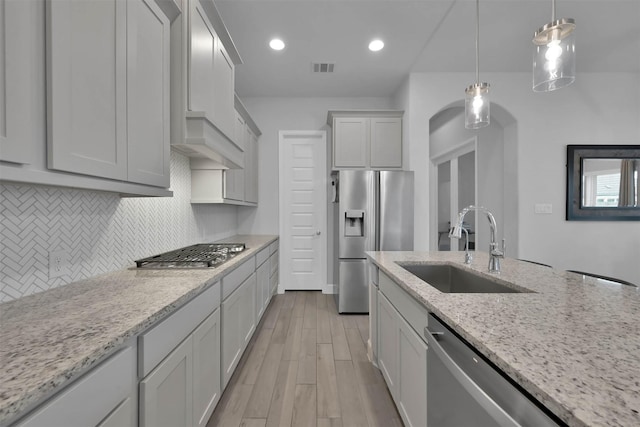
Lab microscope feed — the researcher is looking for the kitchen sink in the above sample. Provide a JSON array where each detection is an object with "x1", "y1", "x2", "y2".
[{"x1": 397, "y1": 263, "x2": 528, "y2": 293}]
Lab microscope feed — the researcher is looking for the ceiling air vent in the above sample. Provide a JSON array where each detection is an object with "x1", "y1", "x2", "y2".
[{"x1": 312, "y1": 62, "x2": 335, "y2": 73}]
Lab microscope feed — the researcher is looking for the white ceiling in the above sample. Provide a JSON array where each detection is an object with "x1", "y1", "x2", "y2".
[{"x1": 216, "y1": 0, "x2": 640, "y2": 98}]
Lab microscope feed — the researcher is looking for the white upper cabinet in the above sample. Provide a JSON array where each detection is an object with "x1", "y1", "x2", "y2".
[
  {"x1": 333, "y1": 117, "x2": 368, "y2": 168},
  {"x1": 46, "y1": 0, "x2": 171, "y2": 188},
  {"x1": 328, "y1": 110, "x2": 404, "y2": 170},
  {"x1": 172, "y1": 0, "x2": 243, "y2": 168},
  {"x1": 244, "y1": 127, "x2": 259, "y2": 204},
  {"x1": 126, "y1": 0, "x2": 171, "y2": 187},
  {"x1": 190, "y1": 96, "x2": 261, "y2": 206},
  {"x1": 188, "y1": 0, "x2": 216, "y2": 117},
  {"x1": 47, "y1": 0, "x2": 128, "y2": 181},
  {"x1": 370, "y1": 117, "x2": 403, "y2": 169},
  {"x1": 0, "y1": 0, "x2": 36, "y2": 165}
]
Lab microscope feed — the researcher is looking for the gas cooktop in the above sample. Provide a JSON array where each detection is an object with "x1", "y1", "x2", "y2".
[{"x1": 134, "y1": 243, "x2": 246, "y2": 269}]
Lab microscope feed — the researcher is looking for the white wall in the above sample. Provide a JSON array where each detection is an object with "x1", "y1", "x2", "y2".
[
  {"x1": 0, "y1": 152, "x2": 238, "y2": 302},
  {"x1": 403, "y1": 71, "x2": 640, "y2": 285}
]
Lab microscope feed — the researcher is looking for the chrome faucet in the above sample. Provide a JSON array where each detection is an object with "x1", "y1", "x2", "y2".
[{"x1": 449, "y1": 205, "x2": 505, "y2": 273}]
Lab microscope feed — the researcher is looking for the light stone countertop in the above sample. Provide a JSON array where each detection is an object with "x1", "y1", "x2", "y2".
[
  {"x1": 366, "y1": 251, "x2": 640, "y2": 427},
  {"x1": 0, "y1": 235, "x2": 278, "y2": 425}
]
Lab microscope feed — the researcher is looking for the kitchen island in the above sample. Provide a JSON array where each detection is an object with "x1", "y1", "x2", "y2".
[
  {"x1": 0, "y1": 235, "x2": 278, "y2": 426},
  {"x1": 367, "y1": 251, "x2": 640, "y2": 427}
]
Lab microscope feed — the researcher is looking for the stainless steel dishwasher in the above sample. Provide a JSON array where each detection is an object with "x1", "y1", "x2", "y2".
[{"x1": 424, "y1": 314, "x2": 563, "y2": 427}]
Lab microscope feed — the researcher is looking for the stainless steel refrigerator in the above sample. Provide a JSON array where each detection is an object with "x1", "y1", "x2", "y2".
[{"x1": 332, "y1": 170, "x2": 414, "y2": 313}]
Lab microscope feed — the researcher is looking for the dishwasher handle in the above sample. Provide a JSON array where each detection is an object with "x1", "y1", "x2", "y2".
[{"x1": 424, "y1": 326, "x2": 521, "y2": 427}]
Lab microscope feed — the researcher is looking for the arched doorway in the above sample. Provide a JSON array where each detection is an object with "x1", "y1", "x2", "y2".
[{"x1": 428, "y1": 102, "x2": 519, "y2": 257}]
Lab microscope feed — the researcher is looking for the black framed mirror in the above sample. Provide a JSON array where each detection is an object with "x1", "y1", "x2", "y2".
[{"x1": 566, "y1": 145, "x2": 640, "y2": 221}]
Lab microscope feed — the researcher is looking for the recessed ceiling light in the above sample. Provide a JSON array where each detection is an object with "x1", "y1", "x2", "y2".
[
  {"x1": 368, "y1": 39, "x2": 384, "y2": 52},
  {"x1": 269, "y1": 38, "x2": 285, "y2": 51}
]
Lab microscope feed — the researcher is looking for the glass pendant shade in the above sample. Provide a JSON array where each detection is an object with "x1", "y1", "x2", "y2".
[
  {"x1": 465, "y1": 83, "x2": 490, "y2": 129},
  {"x1": 533, "y1": 18, "x2": 576, "y2": 92}
]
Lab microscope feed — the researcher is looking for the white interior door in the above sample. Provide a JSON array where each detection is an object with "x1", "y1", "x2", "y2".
[{"x1": 279, "y1": 131, "x2": 327, "y2": 291}]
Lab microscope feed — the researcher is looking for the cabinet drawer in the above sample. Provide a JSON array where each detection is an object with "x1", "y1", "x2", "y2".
[
  {"x1": 270, "y1": 251, "x2": 279, "y2": 277},
  {"x1": 16, "y1": 346, "x2": 136, "y2": 427},
  {"x1": 139, "y1": 283, "x2": 220, "y2": 377},
  {"x1": 379, "y1": 271, "x2": 428, "y2": 343},
  {"x1": 222, "y1": 256, "x2": 255, "y2": 300},
  {"x1": 256, "y1": 246, "x2": 269, "y2": 268},
  {"x1": 269, "y1": 240, "x2": 278, "y2": 255}
]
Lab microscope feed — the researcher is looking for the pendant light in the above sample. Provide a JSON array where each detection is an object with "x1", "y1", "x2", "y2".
[
  {"x1": 465, "y1": 0, "x2": 490, "y2": 129},
  {"x1": 532, "y1": 0, "x2": 576, "y2": 92}
]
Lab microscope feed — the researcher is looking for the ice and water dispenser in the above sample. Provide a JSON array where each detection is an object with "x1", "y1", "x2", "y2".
[{"x1": 344, "y1": 210, "x2": 365, "y2": 237}]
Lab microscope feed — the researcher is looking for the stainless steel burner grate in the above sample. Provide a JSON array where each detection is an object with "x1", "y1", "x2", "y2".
[{"x1": 135, "y1": 243, "x2": 246, "y2": 268}]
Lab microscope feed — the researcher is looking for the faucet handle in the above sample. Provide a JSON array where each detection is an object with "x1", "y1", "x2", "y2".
[{"x1": 502, "y1": 238, "x2": 506, "y2": 257}]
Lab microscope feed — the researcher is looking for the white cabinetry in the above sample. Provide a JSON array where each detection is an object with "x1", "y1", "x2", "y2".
[
  {"x1": 327, "y1": 111, "x2": 403, "y2": 170},
  {"x1": 377, "y1": 293, "x2": 398, "y2": 396},
  {"x1": 221, "y1": 267, "x2": 257, "y2": 388},
  {"x1": 190, "y1": 96, "x2": 261, "y2": 206},
  {"x1": 15, "y1": 345, "x2": 137, "y2": 427},
  {"x1": 243, "y1": 126, "x2": 259, "y2": 204},
  {"x1": 0, "y1": 0, "x2": 36, "y2": 165},
  {"x1": 140, "y1": 335, "x2": 194, "y2": 427},
  {"x1": 139, "y1": 283, "x2": 221, "y2": 427},
  {"x1": 46, "y1": 0, "x2": 170, "y2": 188},
  {"x1": 193, "y1": 309, "x2": 221, "y2": 427},
  {"x1": 171, "y1": 0, "x2": 243, "y2": 168},
  {"x1": 375, "y1": 271, "x2": 428, "y2": 427},
  {"x1": 256, "y1": 247, "x2": 271, "y2": 321},
  {"x1": 269, "y1": 242, "x2": 279, "y2": 294}
]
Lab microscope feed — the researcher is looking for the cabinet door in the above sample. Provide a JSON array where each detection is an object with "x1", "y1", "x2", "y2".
[
  {"x1": 193, "y1": 309, "x2": 221, "y2": 427},
  {"x1": 47, "y1": 0, "x2": 127, "y2": 180},
  {"x1": 223, "y1": 111, "x2": 246, "y2": 201},
  {"x1": 397, "y1": 315, "x2": 428, "y2": 427},
  {"x1": 224, "y1": 169, "x2": 245, "y2": 201},
  {"x1": 244, "y1": 128, "x2": 259, "y2": 204},
  {"x1": 240, "y1": 273, "x2": 257, "y2": 347},
  {"x1": 333, "y1": 117, "x2": 368, "y2": 168},
  {"x1": 369, "y1": 283, "x2": 378, "y2": 364},
  {"x1": 126, "y1": 0, "x2": 170, "y2": 187},
  {"x1": 140, "y1": 336, "x2": 194, "y2": 427},
  {"x1": 221, "y1": 282, "x2": 243, "y2": 388},
  {"x1": 377, "y1": 292, "x2": 398, "y2": 398},
  {"x1": 256, "y1": 261, "x2": 270, "y2": 321},
  {"x1": 212, "y1": 40, "x2": 235, "y2": 139},
  {"x1": 370, "y1": 117, "x2": 402, "y2": 168},
  {"x1": 0, "y1": 0, "x2": 35, "y2": 164},
  {"x1": 188, "y1": 0, "x2": 215, "y2": 117}
]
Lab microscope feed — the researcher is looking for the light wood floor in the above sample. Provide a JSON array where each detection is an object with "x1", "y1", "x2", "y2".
[{"x1": 208, "y1": 291, "x2": 403, "y2": 427}]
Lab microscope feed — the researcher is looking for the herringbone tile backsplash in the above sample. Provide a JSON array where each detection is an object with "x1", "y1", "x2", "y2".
[{"x1": 0, "y1": 152, "x2": 238, "y2": 302}]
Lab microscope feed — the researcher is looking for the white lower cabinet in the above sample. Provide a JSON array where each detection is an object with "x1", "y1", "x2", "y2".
[
  {"x1": 140, "y1": 307, "x2": 221, "y2": 427},
  {"x1": 369, "y1": 282, "x2": 378, "y2": 364},
  {"x1": 221, "y1": 271, "x2": 256, "y2": 388},
  {"x1": 256, "y1": 258, "x2": 271, "y2": 320},
  {"x1": 375, "y1": 272, "x2": 428, "y2": 427},
  {"x1": 140, "y1": 335, "x2": 194, "y2": 427},
  {"x1": 193, "y1": 309, "x2": 222, "y2": 427},
  {"x1": 16, "y1": 345, "x2": 137, "y2": 427},
  {"x1": 398, "y1": 313, "x2": 428, "y2": 427},
  {"x1": 377, "y1": 293, "x2": 398, "y2": 397}
]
